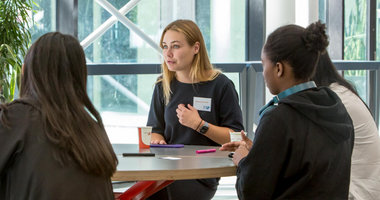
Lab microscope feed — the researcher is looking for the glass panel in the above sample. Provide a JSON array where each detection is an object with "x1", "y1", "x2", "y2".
[
  {"x1": 344, "y1": 70, "x2": 367, "y2": 102},
  {"x1": 378, "y1": 0, "x2": 380, "y2": 61},
  {"x1": 344, "y1": 0, "x2": 368, "y2": 103},
  {"x1": 224, "y1": 72, "x2": 240, "y2": 98},
  {"x1": 30, "y1": 0, "x2": 56, "y2": 43},
  {"x1": 87, "y1": 74, "x2": 158, "y2": 144},
  {"x1": 80, "y1": 0, "x2": 245, "y2": 143},
  {"x1": 319, "y1": 0, "x2": 326, "y2": 23},
  {"x1": 87, "y1": 73, "x2": 241, "y2": 144},
  {"x1": 78, "y1": 0, "x2": 245, "y2": 63},
  {"x1": 344, "y1": 0, "x2": 367, "y2": 60},
  {"x1": 377, "y1": 0, "x2": 380, "y2": 126}
]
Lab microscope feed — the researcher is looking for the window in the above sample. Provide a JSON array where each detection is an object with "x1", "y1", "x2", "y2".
[
  {"x1": 344, "y1": 0, "x2": 368, "y2": 102},
  {"x1": 377, "y1": 0, "x2": 380, "y2": 61},
  {"x1": 30, "y1": 0, "x2": 56, "y2": 43},
  {"x1": 79, "y1": 0, "x2": 245, "y2": 143}
]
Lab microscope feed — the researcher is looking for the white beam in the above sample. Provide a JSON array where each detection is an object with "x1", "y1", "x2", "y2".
[
  {"x1": 94, "y1": 0, "x2": 163, "y2": 56},
  {"x1": 81, "y1": 0, "x2": 141, "y2": 49}
]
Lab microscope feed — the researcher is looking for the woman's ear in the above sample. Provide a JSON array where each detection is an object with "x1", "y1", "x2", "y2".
[
  {"x1": 193, "y1": 42, "x2": 200, "y2": 55},
  {"x1": 22, "y1": 64, "x2": 25, "y2": 75},
  {"x1": 275, "y1": 62, "x2": 284, "y2": 77}
]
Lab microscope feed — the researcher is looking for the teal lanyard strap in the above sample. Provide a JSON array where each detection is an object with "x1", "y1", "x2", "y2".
[
  {"x1": 259, "y1": 81, "x2": 317, "y2": 121},
  {"x1": 274, "y1": 81, "x2": 317, "y2": 103}
]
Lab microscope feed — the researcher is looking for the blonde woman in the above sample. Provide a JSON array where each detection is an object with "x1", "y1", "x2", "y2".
[{"x1": 147, "y1": 19, "x2": 244, "y2": 200}]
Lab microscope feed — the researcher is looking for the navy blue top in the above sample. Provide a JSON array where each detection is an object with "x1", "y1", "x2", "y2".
[{"x1": 147, "y1": 73, "x2": 244, "y2": 146}]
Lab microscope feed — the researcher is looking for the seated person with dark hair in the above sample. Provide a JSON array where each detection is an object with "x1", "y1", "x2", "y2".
[
  {"x1": 0, "y1": 32, "x2": 118, "y2": 200},
  {"x1": 221, "y1": 21, "x2": 354, "y2": 199}
]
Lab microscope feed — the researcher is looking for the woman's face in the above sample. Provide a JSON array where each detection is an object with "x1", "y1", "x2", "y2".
[
  {"x1": 162, "y1": 30, "x2": 198, "y2": 73},
  {"x1": 261, "y1": 48, "x2": 280, "y2": 95}
]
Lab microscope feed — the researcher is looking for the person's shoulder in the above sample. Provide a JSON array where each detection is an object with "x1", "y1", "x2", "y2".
[
  {"x1": 153, "y1": 76, "x2": 164, "y2": 88},
  {"x1": 0, "y1": 99, "x2": 40, "y2": 131},
  {"x1": 329, "y1": 82, "x2": 349, "y2": 94},
  {"x1": 214, "y1": 73, "x2": 228, "y2": 80},
  {"x1": 1, "y1": 99, "x2": 40, "y2": 115},
  {"x1": 211, "y1": 73, "x2": 233, "y2": 84}
]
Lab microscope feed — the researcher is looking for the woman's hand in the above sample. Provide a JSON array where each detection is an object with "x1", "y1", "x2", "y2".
[
  {"x1": 241, "y1": 131, "x2": 253, "y2": 150},
  {"x1": 232, "y1": 145, "x2": 249, "y2": 166},
  {"x1": 176, "y1": 104, "x2": 202, "y2": 130},
  {"x1": 220, "y1": 131, "x2": 253, "y2": 151},
  {"x1": 150, "y1": 133, "x2": 167, "y2": 144},
  {"x1": 219, "y1": 141, "x2": 245, "y2": 151},
  {"x1": 150, "y1": 140, "x2": 167, "y2": 144}
]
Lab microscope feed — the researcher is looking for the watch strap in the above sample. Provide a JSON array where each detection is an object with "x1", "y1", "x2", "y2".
[{"x1": 199, "y1": 121, "x2": 209, "y2": 134}]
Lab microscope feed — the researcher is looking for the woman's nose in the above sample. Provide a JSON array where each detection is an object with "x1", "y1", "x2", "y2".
[{"x1": 165, "y1": 47, "x2": 173, "y2": 58}]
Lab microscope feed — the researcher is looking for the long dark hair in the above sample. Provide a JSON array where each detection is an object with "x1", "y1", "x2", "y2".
[
  {"x1": 311, "y1": 52, "x2": 359, "y2": 96},
  {"x1": 13, "y1": 32, "x2": 117, "y2": 176},
  {"x1": 264, "y1": 20, "x2": 329, "y2": 81}
]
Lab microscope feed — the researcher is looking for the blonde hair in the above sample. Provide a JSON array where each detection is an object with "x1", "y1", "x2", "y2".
[{"x1": 158, "y1": 19, "x2": 221, "y2": 105}]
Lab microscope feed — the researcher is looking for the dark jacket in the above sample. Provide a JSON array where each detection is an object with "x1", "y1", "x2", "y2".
[
  {"x1": 236, "y1": 87, "x2": 354, "y2": 200},
  {"x1": 0, "y1": 100, "x2": 114, "y2": 200}
]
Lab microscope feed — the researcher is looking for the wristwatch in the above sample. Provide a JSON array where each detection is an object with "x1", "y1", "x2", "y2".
[{"x1": 199, "y1": 121, "x2": 209, "y2": 134}]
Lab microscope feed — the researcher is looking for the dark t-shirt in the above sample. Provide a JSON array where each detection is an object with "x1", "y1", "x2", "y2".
[
  {"x1": 147, "y1": 73, "x2": 244, "y2": 146},
  {"x1": 0, "y1": 100, "x2": 114, "y2": 200}
]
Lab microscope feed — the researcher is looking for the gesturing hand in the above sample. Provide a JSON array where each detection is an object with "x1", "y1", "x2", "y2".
[
  {"x1": 241, "y1": 131, "x2": 253, "y2": 150},
  {"x1": 176, "y1": 104, "x2": 201, "y2": 130},
  {"x1": 219, "y1": 131, "x2": 253, "y2": 151}
]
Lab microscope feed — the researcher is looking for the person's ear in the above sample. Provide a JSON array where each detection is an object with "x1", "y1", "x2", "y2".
[
  {"x1": 193, "y1": 42, "x2": 200, "y2": 55},
  {"x1": 22, "y1": 64, "x2": 25, "y2": 75},
  {"x1": 275, "y1": 62, "x2": 284, "y2": 77}
]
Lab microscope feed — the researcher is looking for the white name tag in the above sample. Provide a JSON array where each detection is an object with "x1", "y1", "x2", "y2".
[{"x1": 193, "y1": 97, "x2": 212, "y2": 112}]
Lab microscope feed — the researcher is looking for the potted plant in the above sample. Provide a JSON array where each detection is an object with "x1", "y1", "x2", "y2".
[{"x1": 0, "y1": 0, "x2": 35, "y2": 103}]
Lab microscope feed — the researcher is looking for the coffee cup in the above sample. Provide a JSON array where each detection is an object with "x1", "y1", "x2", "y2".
[
  {"x1": 229, "y1": 131, "x2": 247, "y2": 142},
  {"x1": 138, "y1": 126, "x2": 152, "y2": 148}
]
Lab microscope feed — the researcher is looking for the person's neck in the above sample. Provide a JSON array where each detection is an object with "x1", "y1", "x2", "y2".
[
  {"x1": 176, "y1": 71, "x2": 195, "y2": 83},
  {"x1": 278, "y1": 79, "x2": 308, "y2": 93}
]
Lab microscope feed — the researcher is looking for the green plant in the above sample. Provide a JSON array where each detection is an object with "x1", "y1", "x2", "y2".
[
  {"x1": 0, "y1": 44, "x2": 20, "y2": 102},
  {"x1": 344, "y1": 0, "x2": 366, "y2": 77},
  {"x1": 0, "y1": 0, "x2": 35, "y2": 103}
]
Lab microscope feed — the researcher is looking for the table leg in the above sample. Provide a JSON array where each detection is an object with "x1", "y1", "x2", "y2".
[{"x1": 115, "y1": 180, "x2": 174, "y2": 200}]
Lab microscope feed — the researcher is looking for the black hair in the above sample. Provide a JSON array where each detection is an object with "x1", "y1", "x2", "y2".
[
  {"x1": 311, "y1": 52, "x2": 372, "y2": 112},
  {"x1": 264, "y1": 20, "x2": 329, "y2": 81},
  {"x1": 312, "y1": 52, "x2": 360, "y2": 97}
]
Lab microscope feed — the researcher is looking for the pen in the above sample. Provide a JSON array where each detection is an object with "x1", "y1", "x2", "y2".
[
  {"x1": 122, "y1": 153, "x2": 155, "y2": 157},
  {"x1": 196, "y1": 149, "x2": 216, "y2": 154}
]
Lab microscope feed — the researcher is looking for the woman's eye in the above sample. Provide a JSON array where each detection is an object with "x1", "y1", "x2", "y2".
[
  {"x1": 173, "y1": 45, "x2": 179, "y2": 49},
  {"x1": 162, "y1": 45, "x2": 168, "y2": 49}
]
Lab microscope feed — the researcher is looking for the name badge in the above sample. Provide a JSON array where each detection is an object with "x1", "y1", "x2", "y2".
[{"x1": 193, "y1": 97, "x2": 211, "y2": 112}]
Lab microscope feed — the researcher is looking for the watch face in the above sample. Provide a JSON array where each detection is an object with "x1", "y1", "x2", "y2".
[{"x1": 200, "y1": 126, "x2": 209, "y2": 134}]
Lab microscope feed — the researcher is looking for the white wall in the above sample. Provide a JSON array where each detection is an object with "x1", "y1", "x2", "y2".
[{"x1": 264, "y1": 0, "x2": 319, "y2": 102}]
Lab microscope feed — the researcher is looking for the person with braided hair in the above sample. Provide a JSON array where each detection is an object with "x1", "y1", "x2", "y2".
[{"x1": 220, "y1": 21, "x2": 354, "y2": 199}]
